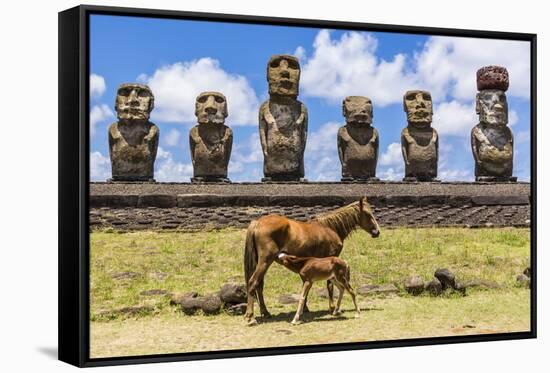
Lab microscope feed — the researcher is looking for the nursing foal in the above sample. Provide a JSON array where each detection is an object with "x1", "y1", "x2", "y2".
[{"x1": 276, "y1": 252, "x2": 360, "y2": 325}]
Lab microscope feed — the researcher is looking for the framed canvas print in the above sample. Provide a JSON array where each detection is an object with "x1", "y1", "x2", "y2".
[{"x1": 58, "y1": 4, "x2": 537, "y2": 367}]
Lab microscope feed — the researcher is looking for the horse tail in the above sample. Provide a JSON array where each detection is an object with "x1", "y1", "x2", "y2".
[{"x1": 244, "y1": 219, "x2": 259, "y2": 291}]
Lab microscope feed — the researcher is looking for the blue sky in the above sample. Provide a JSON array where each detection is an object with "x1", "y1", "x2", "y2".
[{"x1": 89, "y1": 14, "x2": 531, "y2": 182}]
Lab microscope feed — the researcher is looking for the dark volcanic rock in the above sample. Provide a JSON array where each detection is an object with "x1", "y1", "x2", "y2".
[
  {"x1": 111, "y1": 271, "x2": 140, "y2": 280},
  {"x1": 169, "y1": 291, "x2": 199, "y2": 306},
  {"x1": 219, "y1": 283, "x2": 247, "y2": 304},
  {"x1": 516, "y1": 274, "x2": 531, "y2": 288},
  {"x1": 523, "y1": 267, "x2": 531, "y2": 278},
  {"x1": 180, "y1": 297, "x2": 203, "y2": 315},
  {"x1": 463, "y1": 279, "x2": 501, "y2": 290},
  {"x1": 404, "y1": 276, "x2": 425, "y2": 295},
  {"x1": 224, "y1": 303, "x2": 247, "y2": 316},
  {"x1": 424, "y1": 278, "x2": 443, "y2": 296},
  {"x1": 201, "y1": 294, "x2": 223, "y2": 314},
  {"x1": 434, "y1": 268, "x2": 456, "y2": 290}
]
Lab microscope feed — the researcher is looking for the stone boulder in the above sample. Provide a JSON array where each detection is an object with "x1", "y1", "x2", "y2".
[
  {"x1": 224, "y1": 303, "x2": 247, "y2": 316},
  {"x1": 404, "y1": 276, "x2": 425, "y2": 295},
  {"x1": 516, "y1": 274, "x2": 531, "y2": 288},
  {"x1": 424, "y1": 278, "x2": 443, "y2": 296},
  {"x1": 434, "y1": 268, "x2": 456, "y2": 290},
  {"x1": 201, "y1": 294, "x2": 223, "y2": 314},
  {"x1": 219, "y1": 283, "x2": 247, "y2": 304}
]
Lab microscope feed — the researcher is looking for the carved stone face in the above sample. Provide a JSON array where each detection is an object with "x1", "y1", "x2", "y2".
[
  {"x1": 115, "y1": 83, "x2": 154, "y2": 121},
  {"x1": 403, "y1": 90, "x2": 433, "y2": 127},
  {"x1": 267, "y1": 55, "x2": 300, "y2": 97},
  {"x1": 195, "y1": 91, "x2": 228, "y2": 125},
  {"x1": 343, "y1": 96, "x2": 373, "y2": 125},
  {"x1": 476, "y1": 89, "x2": 508, "y2": 126}
]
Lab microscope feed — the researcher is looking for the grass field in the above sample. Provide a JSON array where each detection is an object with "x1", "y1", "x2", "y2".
[{"x1": 90, "y1": 227, "x2": 531, "y2": 358}]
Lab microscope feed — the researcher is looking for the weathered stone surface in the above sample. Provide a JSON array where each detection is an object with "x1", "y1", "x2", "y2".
[
  {"x1": 404, "y1": 275, "x2": 425, "y2": 295},
  {"x1": 472, "y1": 66, "x2": 515, "y2": 182},
  {"x1": 108, "y1": 83, "x2": 159, "y2": 181},
  {"x1": 278, "y1": 294, "x2": 301, "y2": 304},
  {"x1": 338, "y1": 96, "x2": 379, "y2": 181},
  {"x1": 201, "y1": 294, "x2": 223, "y2": 314},
  {"x1": 169, "y1": 291, "x2": 198, "y2": 306},
  {"x1": 137, "y1": 194, "x2": 177, "y2": 208},
  {"x1": 179, "y1": 297, "x2": 203, "y2": 315},
  {"x1": 516, "y1": 274, "x2": 531, "y2": 288},
  {"x1": 471, "y1": 195, "x2": 529, "y2": 206},
  {"x1": 90, "y1": 195, "x2": 138, "y2": 208},
  {"x1": 260, "y1": 55, "x2": 307, "y2": 181},
  {"x1": 424, "y1": 278, "x2": 443, "y2": 296},
  {"x1": 477, "y1": 65, "x2": 509, "y2": 91},
  {"x1": 219, "y1": 283, "x2": 247, "y2": 304},
  {"x1": 463, "y1": 279, "x2": 501, "y2": 290},
  {"x1": 189, "y1": 92, "x2": 233, "y2": 183},
  {"x1": 357, "y1": 284, "x2": 399, "y2": 296},
  {"x1": 224, "y1": 303, "x2": 247, "y2": 316},
  {"x1": 434, "y1": 268, "x2": 456, "y2": 290},
  {"x1": 401, "y1": 90, "x2": 438, "y2": 181}
]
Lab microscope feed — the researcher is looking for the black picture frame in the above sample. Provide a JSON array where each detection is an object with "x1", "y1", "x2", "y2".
[{"x1": 58, "y1": 4, "x2": 537, "y2": 367}]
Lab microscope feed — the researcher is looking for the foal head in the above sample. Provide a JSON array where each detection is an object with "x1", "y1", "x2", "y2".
[{"x1": 357, "y1": 197, "x2": 380, "y2": 238}]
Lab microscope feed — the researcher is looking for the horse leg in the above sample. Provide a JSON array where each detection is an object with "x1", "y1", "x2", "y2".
[
  {"x1": 343, "y1": 280, "x2": 360, "y2": 318},
  {"x1": 302, "y1": 279, "x2": 311, "y2": 313},
  {"x1": 291, "y1": 280, "x2": 313, "y2": 325},
  {"x1": 333, "y1": 282, "x2": 345, "y2": 316},
  {"x1": 244, "y1": 259, "x2": 270, "y2": 325},
  {"x1": 257, "y1": 277, "x2": 272, "y2": 318},
  {"x1": 327, "y1": 280, "x2": 335, "y2": 312}
]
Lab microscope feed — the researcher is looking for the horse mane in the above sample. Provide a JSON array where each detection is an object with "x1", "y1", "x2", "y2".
[{"x1": 313, "y1": 201, "x2": 361, "y2": 240}]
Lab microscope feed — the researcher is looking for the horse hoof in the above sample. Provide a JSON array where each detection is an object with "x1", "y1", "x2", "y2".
[
  {"x1": 246, "y1": 318, "x2": 258, "y2": 326},
  {"x1": 332, "y1": 310, "x2": 342, "y2": 316},
  {"x1": 261, "y1": 311, "x2": 272, "y2": 319},
  {"x1": 354, "y1": 313, "x2": 360, "y2": 319},
  {"x1": 291, "y1": 320, "x2": 302, "y2": 326}
]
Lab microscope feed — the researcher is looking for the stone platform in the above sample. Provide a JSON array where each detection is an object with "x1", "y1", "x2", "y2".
[{"x1": 90, "y1": 182, "x2": 531, "y2": 231}]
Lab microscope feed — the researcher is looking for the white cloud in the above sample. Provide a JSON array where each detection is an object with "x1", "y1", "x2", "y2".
[
  {"x1": 90, "y1": 74, "x2": 106, "y2": 99},
  {"x1": 300, "y1": 30, "x2": 416, "y2": 106},
  {"x1": 415, "y1": 36, "x2": 530, "y2": 101},
  {"x1": 378, "y1": 167, "x2": 402, "y2": 181},
  {"x1": 154, "y1": 147, "x2": 193, "y2": 182},
  {"x1": 163, "y1": 128, "x2": 181, "y2": 147},
  {"x1": 90, "y1": 151, "x2": 110, "y2": 181},
  {"x1": 90, "y1": 104, "x2": 114, "y2": 137},
  {"x1": 379, "y1": 142, "x2": 402, "y2": 166},
  {"x1": 232, "y1": 132, "x2": 263, "y2": 164},
  {"x1": 432, "y1": 100, "x2": 477, "y2": 136},
  {"x1": 305, "y1": 121, "x2": 341, "y2": 181},
  {"x1": 138, "y1": 58, "x2": 259, "y2": 126},
  {"x1": 293, "y1": 46, "x2": 306, "y2": 61},
  {"x1": 298, "y1": 31, "x2": 530, "y2": 107}
]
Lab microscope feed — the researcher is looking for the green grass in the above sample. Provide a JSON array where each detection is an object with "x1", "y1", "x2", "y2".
[{"x1": 90, "y1": 227, "x2": 531, "y2": 357}]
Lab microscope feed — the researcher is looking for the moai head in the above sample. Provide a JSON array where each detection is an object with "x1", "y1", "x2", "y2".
[
  {"x1": 267, "y1": 54, "x2": 301, "y2": 97},
  {"x1": 195, "y1": 91, "x2": 228, "y2": 125},
  {"x1": 476, "y1": 66, "x2": 509, "y2": 126},
  {"x1": 115, "y1": 83, "x2": 154, "y2": 121},
  {"x1": 343, "y1": 96, "x2": 373, "y2": 125},
  {"x1": 403, "y1": 90, "x2": 433, "y2": 128}
]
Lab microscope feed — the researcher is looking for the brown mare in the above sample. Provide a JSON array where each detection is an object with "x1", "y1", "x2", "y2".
[
  {"x1": 244, "y1": 197, "x2": 380, "y2": 324},
  {"x1": 276, "y1": 252, "x2": 361, "y2": 325}
]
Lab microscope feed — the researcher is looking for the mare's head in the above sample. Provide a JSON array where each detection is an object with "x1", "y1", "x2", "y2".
[{"x1": 357, "y1": 197, "x2": 380, "y2": 238}]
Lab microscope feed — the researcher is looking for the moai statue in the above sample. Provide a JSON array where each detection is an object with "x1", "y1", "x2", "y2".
[
  {"x1": 189, "y1": 91, "x2": 233, "y2": 183},
  {"x1": 108, "y1": 83, "x2": 159, "y2": 182},
  {"x1": 259, "y1": 54, "x2": 308, "y2": 182},
  {"x1": 401, "y1": 90, "x2": 439, "y2": 182},
  {"x1": 471, "y1": 66, "x2": 516, "y2": 182},
  {"x1": 337, "y1": 96, "x2": 379, "y2": 181}
]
